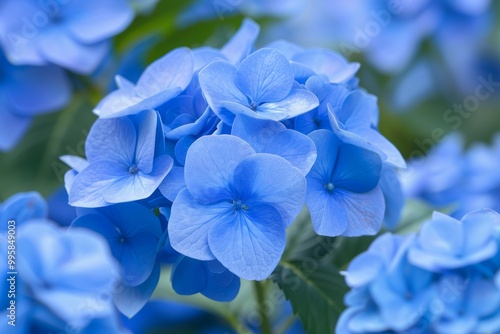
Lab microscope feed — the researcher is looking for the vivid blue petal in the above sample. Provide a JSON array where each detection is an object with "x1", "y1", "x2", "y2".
[
  {"x1": 174, "y1": 135, "x2": 197, "y2": 166},
  {"x1": 231, "y1": 114, "x2": 286, "y2": 151},
  {"x1": 233, "y1": 154, "x2": 306, "y2": 227},
  {"x1": 208, "y1": 203, "x2": 286, "y2": 280},
  {"x1": 221, "y1": 18, "x2": 260, "y2": 64},
  {"x1": 379, "y1": 166, "x2": 404, "y2": 230},
  {"x1": 171, "y1": 256, "x2": 208, "y2": 295},
  {"x1": 235, "y1": 48, "x2": 293, "y2": 103},
  {"x1": 0, "y1": 191, "x2": 47, "y2": 227},
  {"x1": 332, "y1": 143, "x2": 382, "y2": 193},
  {"x1": 461, "y1": 209, "x2": 500, "y2": 254},
  {"x1": 338, "y1": 91, "x2": 376, "y2": 130},
  {"x1": 184, "y1": 135, "x2": 255, "y2": 203},
  {"x1": 256, "y1": 89, "x2": 319, "y2": 120},
  {"x1": 307, "y1": 130, "x2": 341, "y2": 183},
  {"x1": 47, "y1": 187, "x2": 77, "y2": 227},
  {"x1": 202, "y1": 262, "x2": 240, "y2": 302},
  {"x1": 168, "y1": 188, "x2": 230, "y2": 260},
  {"x1": 102, "y1": 155, "x2": 173, "y2": 204},
  {"x1": 85, "y1": 117, "x2": 136, "y2": 165},
  {"x1": 71, "y1": 213, "x2": 120, "y2": 242},
  {"x1": 114, "y1": 262, "x2": 161, "y2": 318}
]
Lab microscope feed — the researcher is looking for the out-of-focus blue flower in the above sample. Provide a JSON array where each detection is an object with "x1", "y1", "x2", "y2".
[
  {"x1": 199, "y1": 48, "x2": 319, "y2": 125},
  {"x1": 0, "y1": 52, "x2": 70, "y2": 151},
  {"x1": 306, "y1": 129, "x2": 384, "y2": 237},
  {"x1": 177, "y1": 0, "x2": 303, "y2": 27},
  {"x1": 168, "y1": 135, "x2": 306, "y2": 280},
  {"x1": 402, "y1": 132, "x2": 500, "y2": 218},
  {"x1": 71, "y1": 202, "x2": 162, "y2": 318},
  {"x1": 0, "y1": 191, "x2": 46, "y2": 229},
  {"x1": 47, "y1": 186, "x2": 76, "y2": 227},
  {"x1": 171, "y1": 256, "x2": 241, "y2": 302},
  {"x1": 339, "y1": 209, "x2": 500, "y2": 334},
  {"x1": 0, "y1": 219, "x2": 122, "y2": 333},
  {"x1": 66, "y1": 109, "x2": 173, "y2": 208},
  {"x1": 95, "y1": 48, "x2": 194, "y2": 118},
  {"x1": 0, "y1": 0, "x2": 134, "y2": 74},
  {"x1": 408, "y1": 211, "x2": 499, "y2": 272}
]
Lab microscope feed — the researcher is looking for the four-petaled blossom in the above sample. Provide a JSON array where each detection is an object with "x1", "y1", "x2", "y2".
[
  {"x1": 68, "y1": 109, "x2": 173, "y2": 208},
  {"x1": 199, "y1": 48, "x2": 319, "y2": 125},
  {"x1": 0, "y1": 0, "x2": 134, "y2": 74},
  {"x1": 168, "y1": 135, "x2": 306, "y2": 280},
  {"x1": 306, "y1": 129, "x2": 384, "y2": 237}
]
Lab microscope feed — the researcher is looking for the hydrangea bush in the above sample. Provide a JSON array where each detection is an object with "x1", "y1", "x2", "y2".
[{"x1": 1, "y1": 3, "x2": 500, "y2": 334}]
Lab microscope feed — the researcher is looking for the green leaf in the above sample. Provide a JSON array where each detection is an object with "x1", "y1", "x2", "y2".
[{"x1": 271, "y1": 208, "x2": 349, "y2": 334}]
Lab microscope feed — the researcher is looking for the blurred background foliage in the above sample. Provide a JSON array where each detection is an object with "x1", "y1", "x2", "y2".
[{"x1": 2, "y1": 0, "x2": 500, "y2": 201}]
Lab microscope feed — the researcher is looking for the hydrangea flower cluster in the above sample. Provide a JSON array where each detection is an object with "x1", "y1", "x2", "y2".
[
  {"x1": 0, "y1": 192, "x2": 126, "y2": 333},
  {"x1": 63, "y1": 18, "x2": 404, "y2": 301},
  {"x1": 402, "y1": 133, "x2": 500, "y2": 219},
  {"x1": 339, "y1": 209, "x2": 500, "y2": 334}
]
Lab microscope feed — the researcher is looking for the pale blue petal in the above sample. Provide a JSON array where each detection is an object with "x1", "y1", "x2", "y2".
[
  {"x1": 221, "y1": 18, "x2": 260, "y2": 64},
  {"x1": 338, "y1": 187, "x2": 385, "y2": 237},
  {"x1": 102, "y1": 155, "x2": 173, "y2": 203},
  {"x1": 233, "y1": 154, "x2": 306, "y2": 227},
  {"x1": 208, "y1": 204, "x2": 286, "y2": 280},
  {"x1": 85, "y1": 117, "x2": 136, "y2": 165},
  {"x1": 134, "y1": 110, "x2": 158, "y2": 173},
  {"x1": 235, "y1": 48, "x2": 293, "y2": 103},
  {"x1": 184, "y1": 135, "x2": 254, "y2": 203},
  {"x1": 231, "y1": 114, "x2": 287, "y2": 152},
  {"x1": 461, "y1": 209, "x2": 499, "y2": 254},
  {"x1": 60, "y1": 155, "x2": 89, "y2": 173},
  {"x1": 256, "y1": 89, "x2": 319, "y2": 120},
  {"x1": 135, "y1": 47, "x2": 194, "y2": 98},
  {"x1": 306, "y1": 178, "x2": 348, "y2": 236},
  {"x1": 168, "y1": 188, "x2": 230, "y2": 260},
  {"x1": 68, "y1": 161, "x2": 127, "y2": 208},
  {"x1": 356, "y1": 128, "x2": 406, "y2": 168},
  {"x1": 198, "y1": 60, "x2": 248, "y2": 117},
  {"x1": 338, "y1": 91, "x2": 376, "y2": 131},
  {"x1": 159, "y1": 167, "x2": 186, "y2": 202}
]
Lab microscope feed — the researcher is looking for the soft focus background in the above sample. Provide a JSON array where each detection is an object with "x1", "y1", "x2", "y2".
[{"x1": 2, "y1": 0, "x2": 500, "y2": 201}]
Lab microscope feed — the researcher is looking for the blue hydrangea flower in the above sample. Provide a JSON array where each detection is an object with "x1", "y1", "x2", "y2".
[
  {"x1": 71, "y1": 202, "x2": 162, "y2": 317},
  {"x1": 67, "y1": 109, "x2": 173, "y2": 208},
  {"x1": 0, "y1": 52, "x2": 71, "y2": 151},
  {"x1": 0, "y1": 0, "x2": 133, "y2": 74},
  {"x1": 408, "y1": 211, "x2": 499, "y2": 272},
  {"x1": 0, "y1": 220, "x2": 121, "y2": 333},
  {"x1": 306, "y1": 129, "x2": 385, "y2": 237},
  {"x1": 95, "y1": 47, "x2": 194, "y2": 118},
  {"x1": 339, "y1": 209, "x2": 500, "y2": 334},
  {"x1": 198, "y1": 47, "x2": 319, "y2": 125},
  {"x1": 168, "y1": 135, "x2": 306, "y2": 280},
  {"x1": 0, "y1": 191, "x2": 47, "y2": 230}
]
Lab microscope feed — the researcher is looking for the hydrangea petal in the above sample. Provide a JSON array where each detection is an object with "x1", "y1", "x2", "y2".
[
  {"x1": 171, "y1": 256, "x2": 208, "y2": 295},
  {"x1": 256, "y1": 89, "x2": 319, "y2": 120},
  {"x1": 208, "y1": 204, "x2": 286, "y2": 280},
  {"x1": 184, "y1": 135, "x2": 255, "y2": 203},
  {"x1": 235, "y1": 48, "x2": 293, "y2": 103}
]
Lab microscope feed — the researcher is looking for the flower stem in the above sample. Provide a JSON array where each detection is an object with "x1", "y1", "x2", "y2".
[{"x1": 253, "y1": 280, "x2": 273, "y2": 334}]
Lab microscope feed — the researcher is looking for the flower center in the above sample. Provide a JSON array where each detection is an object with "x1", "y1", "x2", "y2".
[
  {"x1": 128, "y1": 165, "x2": 139, "y2": 174},
  {"x1": 232, "y1": 199, "x2": 249, "y2": 211},
  {"x1": 324, "y1": 183, "x2": 335, "y2": 192},
  {"x1": 249, "y1": 102, "x2": 258, "y2": 111}
]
